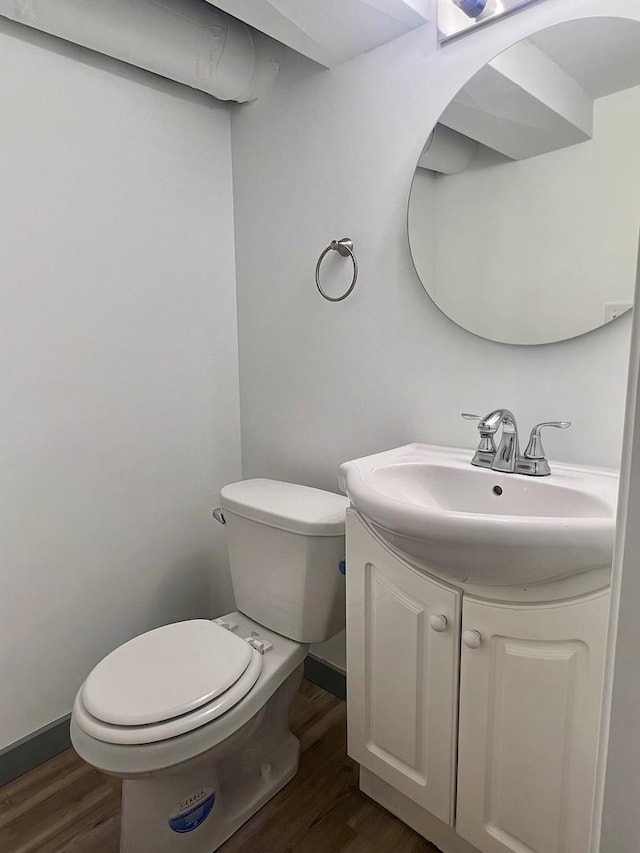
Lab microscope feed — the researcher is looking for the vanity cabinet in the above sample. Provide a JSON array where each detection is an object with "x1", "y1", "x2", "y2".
[{"x1": 346, "y1": 511, "x2": 609, "y2": 853}]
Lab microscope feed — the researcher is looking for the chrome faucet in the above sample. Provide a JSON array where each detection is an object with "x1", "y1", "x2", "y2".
[
  {"x1": 463, "y1": 409, "x2": 520, "y2": 472},
  {"x1": 462, "y1": 410, "x2": 571, "y2": 476}
]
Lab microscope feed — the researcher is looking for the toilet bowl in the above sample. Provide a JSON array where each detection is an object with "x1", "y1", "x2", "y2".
[{"x1": 71, "y1": 479, "x2": 349, "y2": 853}]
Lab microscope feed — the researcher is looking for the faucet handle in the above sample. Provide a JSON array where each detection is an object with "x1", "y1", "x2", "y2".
[
  {"x1": 524, "y1": 421, "x2": 571, "y2": 460},
  {"x1": 461, "y1": 413, "x2": 496, "y2": 453}
]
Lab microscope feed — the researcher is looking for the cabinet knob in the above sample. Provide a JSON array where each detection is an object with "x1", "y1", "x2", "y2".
[
  {"x1": 462, "y1": 630, "x2": 482, "y2": 649},
  {"x1": 430, "y1": 614, "x2": 448, "y2": 633}
]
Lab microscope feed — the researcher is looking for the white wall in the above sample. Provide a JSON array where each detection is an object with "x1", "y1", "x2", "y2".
[
  {"x1": 410, "y1": 83, "x2": 640, "y2": 344},
  {"x1": 0, "y1": 21, "x2": 241, "y2": 749},
  {"x1": 231, "y1": 0, "x2": 637, "y2": 498}
]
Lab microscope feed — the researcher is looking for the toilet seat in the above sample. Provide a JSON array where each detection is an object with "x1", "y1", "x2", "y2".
[{"x1": 75, "y1": 620, "x2": 263, "y2": 745}]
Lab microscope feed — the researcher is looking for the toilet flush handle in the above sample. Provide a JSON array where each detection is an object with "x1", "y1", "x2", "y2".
[{"x1": 212, "y1": 507, "x2": 226, "y2": 524}]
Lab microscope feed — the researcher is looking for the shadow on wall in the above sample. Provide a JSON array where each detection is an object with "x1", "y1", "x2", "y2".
[{"x1": 146, "y1": 552, "x2": 229, "y2": 625}]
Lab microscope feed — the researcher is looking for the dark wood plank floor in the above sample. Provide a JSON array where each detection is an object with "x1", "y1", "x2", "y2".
[{"x1": 0, "y1": 681, "x2": 438, "y2": 852}]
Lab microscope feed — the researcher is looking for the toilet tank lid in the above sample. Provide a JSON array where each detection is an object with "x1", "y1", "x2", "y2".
[{"x1": 220, "y1": 479, "x2": 350, "y2": 536}]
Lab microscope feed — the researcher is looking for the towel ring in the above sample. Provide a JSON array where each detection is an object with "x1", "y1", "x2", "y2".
[{"x1": 315, "y1": 238, "x2": 358, "y2": 302}]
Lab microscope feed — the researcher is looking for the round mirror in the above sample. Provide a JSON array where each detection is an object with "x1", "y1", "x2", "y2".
[{"x1": 408, "y1": 18, "x2": 640, "y2": 345}]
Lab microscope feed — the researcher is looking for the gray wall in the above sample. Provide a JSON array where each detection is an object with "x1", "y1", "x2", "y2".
[{"x1": 0, "y1": 20, "x2": 241, "y2": 749}]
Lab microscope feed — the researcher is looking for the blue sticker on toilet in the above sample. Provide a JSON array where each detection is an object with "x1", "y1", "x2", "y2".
[{"x1": 168, "y1": 788, "x2": 216, "y2": 833}]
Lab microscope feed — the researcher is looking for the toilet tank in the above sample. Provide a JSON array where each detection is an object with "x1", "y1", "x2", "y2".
[{"x1": 220, "y1": 479, "x2": 350, "y2": 644}]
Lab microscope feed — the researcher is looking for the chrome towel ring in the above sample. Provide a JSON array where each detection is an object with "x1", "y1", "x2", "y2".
[{"x1": 315, "y1": 238, "x2": 358, "y2": 302}]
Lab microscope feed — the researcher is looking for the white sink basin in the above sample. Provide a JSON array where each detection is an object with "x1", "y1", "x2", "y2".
[{"x1": 338, "y1": 444, "x2": 618, "y2": 585}]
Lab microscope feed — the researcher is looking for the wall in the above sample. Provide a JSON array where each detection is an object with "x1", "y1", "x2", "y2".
[
  {"x1": 409, "y1": 83, "x2": 640, "y2": 344},
  {"x1": 0, "y1": 20, "x2": 241, "y2": 749},
  {"x1": 232, "y1": 0, "x2": 637, "y2": 500}
]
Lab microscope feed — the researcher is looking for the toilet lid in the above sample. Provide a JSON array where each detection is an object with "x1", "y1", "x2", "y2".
[
  {"x1": 75, "y1": 648, "x2": 263, "y2": 744},
  {"x1": 81, "y1": 620, "x2": 253, "y2": 726}
]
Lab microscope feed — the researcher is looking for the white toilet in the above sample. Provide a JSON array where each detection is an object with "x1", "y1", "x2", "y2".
[{"x1": 71, "y1": 479, "x2": 350, "y2": 853}]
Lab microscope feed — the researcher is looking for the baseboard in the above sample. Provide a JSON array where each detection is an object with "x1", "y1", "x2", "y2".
[
  {"x1": 304, "y1": 655, "x2": 346, "y2": 701},
  {"x1": 0, "y1": 715, "x2": 71, "y2": 788}
]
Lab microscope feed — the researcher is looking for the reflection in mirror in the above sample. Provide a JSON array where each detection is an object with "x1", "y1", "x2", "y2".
[{"x1": 408, "y1": 18, "x2": 640, "y2": 345}]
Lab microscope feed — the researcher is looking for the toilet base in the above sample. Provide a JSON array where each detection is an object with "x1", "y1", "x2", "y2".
[{"x1": 119, "y1": 664, "x2": 303, "y2": 853}]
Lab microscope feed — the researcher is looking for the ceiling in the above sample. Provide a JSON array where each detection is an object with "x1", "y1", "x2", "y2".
[{"x1": 205, "y1": 0, "x2": 431, "y2": 67}]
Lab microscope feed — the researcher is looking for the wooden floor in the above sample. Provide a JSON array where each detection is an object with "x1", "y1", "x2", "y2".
[{"x1": 0, "y1": 681, "x2": 438, "y2": 853}]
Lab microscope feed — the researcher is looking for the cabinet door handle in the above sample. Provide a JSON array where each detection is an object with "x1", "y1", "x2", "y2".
[
  {"x1": 430, "y1": 614, "x2": 448, "y2": 632},
  {"x1": 462, "y1": 630, "x2": 482, "y2": 649}
]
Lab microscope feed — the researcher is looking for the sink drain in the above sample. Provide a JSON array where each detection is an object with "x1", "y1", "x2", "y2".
[{"x1": 492, "y1": 485, "x2": 503, "y2": 496}]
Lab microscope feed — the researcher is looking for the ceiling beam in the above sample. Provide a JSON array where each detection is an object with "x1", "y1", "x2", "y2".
[{"x1": 205, "y1": 0, "x2": 430, "y2": 67}]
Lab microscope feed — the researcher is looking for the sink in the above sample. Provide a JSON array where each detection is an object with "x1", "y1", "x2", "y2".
[{"x1": 338, "y1": 444, "x2": 618, "y2": 585}]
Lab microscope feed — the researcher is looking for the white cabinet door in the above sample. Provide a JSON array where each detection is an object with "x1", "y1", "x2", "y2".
[
  {"x1": 456, "y1": 591, "x2": 609, "y2": 853},
  {"x1": 346, "y1": 512, "x2": 461, "y2": 825}
]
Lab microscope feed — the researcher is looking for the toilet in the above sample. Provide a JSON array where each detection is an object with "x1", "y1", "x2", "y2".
[{"x1": 70, "y1": 478, "x2": 350, "y2": 853}]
